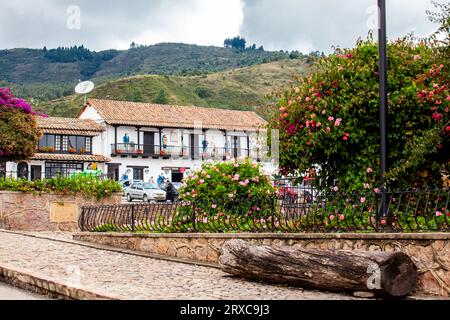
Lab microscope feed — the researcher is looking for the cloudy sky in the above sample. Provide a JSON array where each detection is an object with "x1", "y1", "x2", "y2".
[{"x1": 0, "y1": 0, "x2": 444, "y2": 53}]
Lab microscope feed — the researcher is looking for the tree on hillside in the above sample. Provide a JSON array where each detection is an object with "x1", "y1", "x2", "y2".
[
  {"x1": 153, "y1": 89, "x2": 169, "y2": 104},
  {"x1": 224, "y1": 36, "x2": 247, "y2": 50},
  {"x1": 258, "y1": 46, "x2": 264, "y2": 51},
  {"x1": 0, "y1": 88, "x2": 43, "y2": 161},
  {"x1": 270, "y1": 33, "x2": 449, "y2": 192}
]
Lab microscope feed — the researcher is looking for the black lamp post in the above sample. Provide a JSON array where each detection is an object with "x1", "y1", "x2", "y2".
[{"x1": 378, "y1": 0, "x2": 388, "y2": 219}]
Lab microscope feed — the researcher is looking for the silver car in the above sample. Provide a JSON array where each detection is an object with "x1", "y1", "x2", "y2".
[{"x1": 126, "y1": 182, "x2": 167, "y2": 203}]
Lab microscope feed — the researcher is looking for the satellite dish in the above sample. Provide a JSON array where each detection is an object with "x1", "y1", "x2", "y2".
[
  {"x1": 75, "y1": 81, "x2": 95, "y2": 105},
  {"x1": 75, "y1": 81, "x2": 95, "y2": 94}
]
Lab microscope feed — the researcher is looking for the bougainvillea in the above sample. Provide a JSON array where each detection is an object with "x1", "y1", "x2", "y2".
[
  {"x1": 0, "y1": 87, "x2": 44, "y2": 161},
  {"x1": 269, "y1": 36, "x2": 449, "y2": 192}
]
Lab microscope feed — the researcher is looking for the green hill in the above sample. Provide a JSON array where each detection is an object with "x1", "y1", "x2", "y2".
[
  {"x1": 0, "y1": 43, "x2": 292, "y2": 102},
  {"x1": 35, "y1": 59, "x2": 308, "y2": 119}
]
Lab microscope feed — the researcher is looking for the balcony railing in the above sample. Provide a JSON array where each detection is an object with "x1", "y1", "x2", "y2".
[{"x1": 111, "y1": 144, "x2": 264, "y2": 160}]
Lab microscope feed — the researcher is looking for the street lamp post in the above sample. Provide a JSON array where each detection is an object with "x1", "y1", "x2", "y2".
[{"x1": 378, "y1": 0, "x2": 388, "y2": 221}]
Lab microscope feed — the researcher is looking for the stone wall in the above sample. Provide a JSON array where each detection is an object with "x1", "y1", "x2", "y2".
[
  {"x1": 0, "y1": 192, "x2": 121, "y2": 232},
  {"x1": 73, "y1": 232, "x2": 450, "y2": 297}
]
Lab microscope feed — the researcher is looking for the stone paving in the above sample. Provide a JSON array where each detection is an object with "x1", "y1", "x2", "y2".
[{"x1": 0, "y1": 231, "x2": 361, "y2": 300}]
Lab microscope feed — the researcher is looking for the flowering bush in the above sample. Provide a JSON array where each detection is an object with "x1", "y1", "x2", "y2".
[
  {"x1": 0, "y1": 87, "x2": 44, "y2": 161},
  {"x1": 269, "y1": 36, "x2": 449, "y2": 192},
  {"x1": 177, "y1": 159, "x2": 276, "y2": 230}
]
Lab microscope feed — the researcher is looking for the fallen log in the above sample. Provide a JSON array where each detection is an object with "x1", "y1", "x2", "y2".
[{"x1": 219, "y1": 240, "x2": 417, "y2": 297}]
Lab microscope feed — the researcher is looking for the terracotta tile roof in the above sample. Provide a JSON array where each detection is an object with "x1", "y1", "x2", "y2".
[
  {"x1": 83, "y1": 99, "x2": 267, "y2": 131},
  {"x1": 32, "y1": 153, "x2": 111, "y2": 163},
  {"x1": 37, "y1": 117, "x2": 104, "y2": 136}
]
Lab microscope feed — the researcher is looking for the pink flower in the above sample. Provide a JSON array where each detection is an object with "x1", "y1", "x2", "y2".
[
  {"x1": 332, "y1": 186, "x2": 339, "y2": 192},
  {"x1": 322, "y1": 110, "x2": 327, "y2": 115},
  {"x1": 211, "y1": 204, "x2": 217, "y2": 209},
  {"x1": 228, "y1": 193, "x2": 234, "y2": 198},
  {"x1": 329, "y1": 215, "x2": 335, "y2": 221},
  {"x1": 343, "y1": 136, "x2": 348, "y2": 141},
  {"x1": 335, "y1": 118, "x2": 342, "y2": 126},
  {"x1": 328, "y1": 116, "x2": 334, "y2": 121},
  {"x1": 234, "y1": 164, "x2": 239, "y2": 167},
  {"x1": 374, "y1": 188, "x2": 381, "y2": 193},
  {"x1": 202, "y1": 217, "x2": 209, "y2": 224},
  {"x1": 381, "y1": 219, "x2": 387, "y2": 225},
  {"x1": 413, "y1": 54, "x2": 421, "y2": 61},
  {"x1": 363, "y1": 183, "x2": 370, "y2": 189},
  {"x1": 326, "y1": 127, "x2": 331, "y2": 132},
  {"x1": 337, "y1": 53, "x2": 343, "y2": 59},
  {"x1": 446, "y1": 95, "x2": 450, "y2": 101},
  {"x1": 367, "y1": 167, "x2": 374, "y2": 174},
  {"x1": 199, "y1": 179, "x2": 205, "y2": 184},
  {"x1": 433, "y1": 83, "x2": 439, "y2": 88},
  {"x1": 345, "y1": 53, "x2": 353, "y2": 60},
  {"x1": 360, "y1": 197, "x2": 366, "y2": 204},
  {"x1": 206, "y1": 175, "x2": 211, "y2": 179},
  {"x1": 316, "y1": 122, "x2": 322, "y2": 127},
  {"x1": 339, "y1": 215, "x2": 345, "y2": 221},
  {"x1": 432, "y1": 113, "x2": 442, "y2": 120},
  {"x1": 279, "y1": 107, "x2": 287, "y2": 112},
  {"x1": 306, "y1": 97, "x2": 311, "y2": 102},
  {"x1": 436, "y1": 211, "x2": 443, "y2": 217}
]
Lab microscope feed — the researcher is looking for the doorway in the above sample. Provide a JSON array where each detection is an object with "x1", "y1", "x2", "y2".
[
  {"x1": 107, "y1": 164, "x2": 120, "y2": 181},
  {"x1": 144, "y1": 132, "x2": 155, "y2": 156},
  {"x1": 190, "y1": 134, "x2": 199, "y2": 160},
  {"x1": 30, "y1": 165, "x2": 42, "y2": 181}
]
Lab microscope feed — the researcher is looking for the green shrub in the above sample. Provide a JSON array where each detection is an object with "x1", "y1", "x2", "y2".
[{"x1": 0, "y1": 175, "x2": 122, "y2": 200}]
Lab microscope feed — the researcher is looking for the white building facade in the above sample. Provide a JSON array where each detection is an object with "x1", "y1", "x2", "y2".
[
  {"x1": 78, "y1": 99, "x2": 271, "y2": 182},
  {"x1": 0, "y1": 99, "x2": 273, "y2": 182}
]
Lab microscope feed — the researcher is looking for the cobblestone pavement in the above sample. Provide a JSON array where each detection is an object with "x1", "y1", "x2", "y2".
[
  {"x1": 0, "y1": 282, "x2": 47, "y2": 300},
  {"x1": 0, "y1": 231, "x2": 361, "y2": 300}
]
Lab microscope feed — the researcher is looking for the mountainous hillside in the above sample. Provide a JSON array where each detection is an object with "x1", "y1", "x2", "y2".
[
  {"x1": 36, "y1": 59, "x2": 308, "y2": 118},
  {"x1": 0, "y1": 43, "x2": 291, "y2": 99}
]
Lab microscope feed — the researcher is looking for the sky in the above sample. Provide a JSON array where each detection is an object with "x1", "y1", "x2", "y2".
[{"x1": 0, "y1": 0, "x2": 444, "y2": 53}]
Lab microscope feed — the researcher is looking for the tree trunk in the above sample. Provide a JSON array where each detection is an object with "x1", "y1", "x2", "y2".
[{"x1": 219, "y1": 240, "x2": 417, "y2": 297}]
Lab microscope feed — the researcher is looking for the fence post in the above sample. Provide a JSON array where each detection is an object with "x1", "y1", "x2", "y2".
[
  {"x1": 79, "y1": 207, "x2": 85, "y2": 231},
  {"x1": 271, "y1": 197, "x2": 276, "y2": 231},
  {"x1": 131, "y1": 204, "x2": 136, "y2": 233},
  {"x1": 192, "y1": 201, "x2": 197, "y2": 232}
]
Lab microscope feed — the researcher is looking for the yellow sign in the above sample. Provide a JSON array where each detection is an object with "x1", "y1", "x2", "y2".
[{"x1": 50, "y1": 202, "x2": 78, "y2": 223}]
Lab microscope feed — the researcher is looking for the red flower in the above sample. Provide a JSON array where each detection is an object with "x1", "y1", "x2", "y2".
[{"x1": 432, "y1": 113, "x2": 442, "y2": 121}]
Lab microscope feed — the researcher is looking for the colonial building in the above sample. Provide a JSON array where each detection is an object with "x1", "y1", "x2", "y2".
[
  {"x1": 78, "y1": 99, "x2": 269, "y2": 182},
  {"x1": 1, "y1": 99, "x2": 271, "y2": 182},
  {"x1": 1, "y1": 117, "x2": 110, "y2": 180}
]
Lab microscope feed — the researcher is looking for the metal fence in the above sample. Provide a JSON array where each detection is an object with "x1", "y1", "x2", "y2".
[{"x1": 80, "y1": 189, "x2": 450, "y2": 233}]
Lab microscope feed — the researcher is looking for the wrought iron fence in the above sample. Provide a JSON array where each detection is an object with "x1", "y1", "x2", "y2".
[{"x1": 80, "y1": 189, "x2": 450, "y2": 233}]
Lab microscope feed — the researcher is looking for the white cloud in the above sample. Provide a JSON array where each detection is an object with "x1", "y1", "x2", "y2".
[{"x1": 0, "y1": 0, "x2": 444, "y2": 52}]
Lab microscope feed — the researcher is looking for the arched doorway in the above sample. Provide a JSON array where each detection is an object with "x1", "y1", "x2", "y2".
[{"x1": 17, "y1": 162, "x2": 29, "y2": 179}]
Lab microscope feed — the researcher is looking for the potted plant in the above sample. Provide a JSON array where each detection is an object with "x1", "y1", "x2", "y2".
[
  {"x1": 47, "y1": 147, "x2": 55, "y2": 153},
  {"x1": 79, "y1": 148, "x2": 87, "y2": 154},
  {"x1": 38, "y1": 146, "x2": 49, "y2": 153},
  {"x1": 116, "y1": 149, "x2": 122, "y2": 154},
  {"x1": 68, "y1": 147, "x2": 77, "y2": 153},
  {"x1": 137, "y1": 149, "x2": 144, "y2": 155}
]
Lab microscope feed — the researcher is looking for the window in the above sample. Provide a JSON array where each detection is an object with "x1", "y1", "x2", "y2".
[
  {"x1": 62, "y1": 136, "x2": 68, "y2": 151},
  {"x1": 55, "y1": 136, "x2": 61, "y2": 151},
  {"x1": 85, "y1": 137, "x2": 92, "y2": 153},
  {"x1": 0, "y1": 161, "x2": 6, "y2": 178},
  {"x1": 133, "y1": 168, "x2": 144, "y2": 181},
  {"x1": 45, "y1": 162, "x2": 83, "y2": 179},
  {"x1": 38, "y1": 134, "x2": 55, "y2": 149}
]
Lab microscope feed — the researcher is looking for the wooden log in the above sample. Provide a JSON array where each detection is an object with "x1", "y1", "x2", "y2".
[{"x1": 219, "y1": 240, "x2": 417, "y2": 297}]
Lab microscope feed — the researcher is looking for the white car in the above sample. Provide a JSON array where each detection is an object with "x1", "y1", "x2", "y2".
[{"x1": 126, "y1": 182, "x2": 167, "y2": 203}]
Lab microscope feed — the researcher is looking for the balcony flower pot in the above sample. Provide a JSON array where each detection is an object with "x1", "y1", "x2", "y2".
[
  {"x1": 137, "y1": 149, "x2": 144, "y2": 155},
  {"x1": 68, "y1": 148, "x2": 77, "y2": 154},
  {"x1": 116, "y1": 149, "x2": 122, "y2": 154}
]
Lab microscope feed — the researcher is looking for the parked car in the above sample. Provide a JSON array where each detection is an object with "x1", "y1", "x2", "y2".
[
  {"x1": 120, "y1": 180, "x2": 143, "y2": 196},
  {"x1": 126, "y1": 182, "x2": 166, "y2": 203}
]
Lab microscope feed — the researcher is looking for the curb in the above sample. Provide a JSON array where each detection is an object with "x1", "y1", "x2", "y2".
[{"x1": 0, "y1": 263, "x2": 120, "y2": 300}]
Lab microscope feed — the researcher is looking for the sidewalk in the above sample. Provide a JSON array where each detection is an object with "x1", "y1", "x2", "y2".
[{"x1": 0, "y1": 230, "x2": 360, "y2": 300}]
